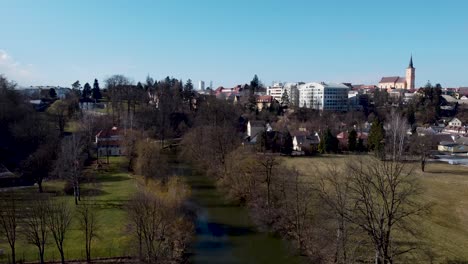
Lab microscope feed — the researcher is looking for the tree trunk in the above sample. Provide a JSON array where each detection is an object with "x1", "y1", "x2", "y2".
[
  {"x1": 74, "y1": 186, "x2": 78, "y2": 205},
  {"x1": 10, "y1": 246, "x2": 15, "y2": 264},
  {"x1": 38, "y1": 180, "x2": 43, "y2": 193},
  {"x1": 39, "y1": 249, "x2": 45, "y2": 264},
  {"x1": 59, "y1": 248, "x2": 65, "y2": 264},
  {"x1": 77, "y1": 184, "x2": 81, "y2": 201}
]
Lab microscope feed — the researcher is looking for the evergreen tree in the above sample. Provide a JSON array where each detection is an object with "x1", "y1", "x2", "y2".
[
  {"x1": 318, "y1": 128, "x2": 338, "y2": 154},
  {"x1": 282, "y1": 131, "x2": 293, "y2": 155},
  {"x1": 72, "y1": 80, "x2": 81, "y2": 91},
  {"x1": 82, "y1": 83, "x2": 92, "y2": 99},
  {"x1": 92, "y1": 79, "x2": 102, "y2": 100},
  {"x1": 258, "y1": 131, "x2": 267, "y2": 153},
  {"x1": 136, "y1": 82, "x2": 144, "y2": 90},
  {"x1": 250, "y1": 74, "x2": 260, "y2": 93},
  {"x1": 281, "y1": 90, "x2": 290, "y2": 106},
  {"x1": 145, "y1": 75, "x2": 154, "y2": 91},
  {"x1": 183, "y1": 79, "x2": 194, "y2": 97},
  {"x1": 49, "y1": 88, "x2": 57, "y2": 99},
  {"x1": 348, "y1": 129, "x2": 357, "y2": 152},
  {"x1": 357, "y1": 138, "x2": 365, "y2": 152},
  {"x1": 368, "y1": 119, "x2": 385, "y2": 154}
]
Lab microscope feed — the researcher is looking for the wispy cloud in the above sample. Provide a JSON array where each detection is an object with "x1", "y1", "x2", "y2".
[{"x1": 0, "y1": 49, "x2": 36, "y2": 85}]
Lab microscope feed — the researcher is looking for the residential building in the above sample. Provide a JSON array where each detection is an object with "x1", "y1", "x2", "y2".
[
  {"x1": 298, "y1": 82, "x2": 349, "y2": 111},
  {"x1": 199, "y1": 80, "x2": 205, "y2": 91},
  {"x1": 291, "y1": 129, "x2": 320, "y2": 153},
  {"x1": 266, "y1": 82, "x2": 300, "y2": 106},
  {"x1": 95, "y1": 126, "x2": 123, "y2": 156},
  {"x1": 256, "y1": 95, "x2": 274, "y2": 111},
  {"x1": 448, "y1": 118, "x2": 463, "y2": 127},
  {"x1": 438, "y1": 142, "x2": 468, "y2": 153}
]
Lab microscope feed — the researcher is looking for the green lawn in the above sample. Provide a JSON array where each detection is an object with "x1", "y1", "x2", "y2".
[
  {"x1": 282, "y1": 155, "x2": 468, "y2": 263},
  {"x1": 0, "y1": 157, "x2": 137, "y2": 263}
]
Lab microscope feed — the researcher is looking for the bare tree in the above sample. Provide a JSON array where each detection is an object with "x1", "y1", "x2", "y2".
[
  {"x1": 47, "y1": 200, "x2": 73, "y2": 264},
  {"x1": 127, "y1": 192, "x2": 147, "y2": 260},
  {"x1": 134, "y1": 140, "x2": 169, "y2": 184},
  {"x1": 122, "y1": 129, "x2": 144, "y2": 171},
  {"x1": 77, "y1": 200, "x2": 99, "y2": 263},
  {"x1": 319, "y1": 165, "x2": 358, "y2": 264},
  {"x1": 23, "y1": 197, "x2": 49, "y2": 264},
  {"x1": 55, "y1": 134, "x2": 84, "y2": 204},
  {"x1": 257, "y1": 154, "x2": 280, "y2": 207},
  {"x1": 410, "y1": 135, "x2": 433, "y2": 172},
  {"x1": 346, "y1": 157, "x2": 430, "y2": 264},
  {"x1": 385, "y1": 110, "x2": 409, "y2": 161},
  {"x1": 0, "y1": 194, "x2": 18, "y2": 264}
]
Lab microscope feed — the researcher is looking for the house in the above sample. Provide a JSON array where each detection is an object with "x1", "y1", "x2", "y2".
[
  {"x1": 416, "y1": 127, "x2": 438, "y2": 136},
  {"x1": 246, "y1": 120, "x2": 268, "y2": 143},
  {"x1": 448, "y1": 118, "x2": 463, "y2": 127},
  {"x1": 256, "y1": 95, "x2": 274, "y2": 111},
  {"x1": 336, "y1": 131, "x2": 368, "y2": 149},
  {"x1": 95, "y1": 126, "x2": 123, "y2": 156},
  {"x1": 291, "y1": 129, "x2": 320, "y2": 153},
  {"x1": 0, "y1": 163, "x2": 19, "y2": 187},
  {"x1": 438, "y1": 142, "x2": 468, "y2": 153}
]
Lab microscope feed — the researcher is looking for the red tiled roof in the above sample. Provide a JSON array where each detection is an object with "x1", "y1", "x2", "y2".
[
  {"x1": 379, "y1": 77, "x2": 406, "y2": 84},
  {"x1": 96, "y1": 126, "x2": 119, "y2": 138},
  {"x1": 97, "y1": 140, "x2": 121, "y2": 147},
  {"x1": 256, "y1": 95, "x2": 273, "y2": 103}
]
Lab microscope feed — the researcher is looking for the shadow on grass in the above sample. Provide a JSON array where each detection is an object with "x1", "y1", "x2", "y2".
[
  {"x1": 94, "y1": 175, "x2": 130, "y2": 183},
  {"x1": 81, "y1": 188, "x2": 109, "y2": 196}
]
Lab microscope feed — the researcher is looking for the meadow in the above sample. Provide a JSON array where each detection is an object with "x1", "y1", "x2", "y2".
[
  {"x1": 0, "y1": 157, "x2": 137, "y2": 263},
  {"x1": 282, "y1": 155, "x2": 468, "y2": 263}
]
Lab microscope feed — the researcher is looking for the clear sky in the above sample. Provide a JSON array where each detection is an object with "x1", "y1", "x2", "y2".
[{"x1": 1, "y1": 0, "x2": 467, "y2": 88}]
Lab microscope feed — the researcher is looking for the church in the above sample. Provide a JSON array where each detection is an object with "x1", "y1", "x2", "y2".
[{"x1": 378, "y1": 56, "x2": 415, "y2": 90}]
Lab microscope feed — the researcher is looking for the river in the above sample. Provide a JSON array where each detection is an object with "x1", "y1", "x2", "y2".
[{"x1": 171, "y1": 161, "x2": 304, "y2": 264}]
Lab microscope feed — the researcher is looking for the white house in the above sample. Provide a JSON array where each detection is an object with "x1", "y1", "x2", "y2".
[
  {"x1": 96, "y1": 126, "x2": 123, "y2": 156},
  {"x1": 291, "y1": 129, "x2": 320, "y2": 152},
  {"x1": 448, "y1": 118, "x2": 463, "y2": 127}
]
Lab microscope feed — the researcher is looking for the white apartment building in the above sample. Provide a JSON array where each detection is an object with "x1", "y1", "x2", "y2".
[
  {"x1": 267, "y1": 83, "x2": 284, "y2": 102},
  {"x1": 298, "y1": 82, "x2": 349, "y2": 111},
  {"x1": 266, "y1": 82, "x2": 299, "y2": 106}
]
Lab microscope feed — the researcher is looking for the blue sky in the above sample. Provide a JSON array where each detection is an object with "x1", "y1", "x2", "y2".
[{"x1": 1, "y1": 0, "x2": 468, "y2": 88}]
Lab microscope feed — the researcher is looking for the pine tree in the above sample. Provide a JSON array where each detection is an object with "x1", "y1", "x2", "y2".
[
  {"x1": 348, "y1": 129, "x2": 357, "y2": 151},
  {"x1": 282, "y1": 131, "x2": 293, "y2": 155},
  {"x1": 318, "y1": 128, "x2": 338, "y2": 154},
  {"x1": 250, "y1": 74, "x2": 260, "y2": 93},
  {"x1": 49, "y1": 88, "x2": 57, "y2": 99},
  {"x1": 368, "y1": 119, "x2": 385, "y2": 154},
  {"x1": 82, "y1": 83, "x2": 92, "y2": 99},
  {"x1": 281, "y1": 90, "x2": 290, "y2": 106},
  {"x1": 92, "y1": 79, "x2": 102, "y2": 100}
]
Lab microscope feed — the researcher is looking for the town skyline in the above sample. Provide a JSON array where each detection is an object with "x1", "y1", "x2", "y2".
[{"x1": 2, "y1": 0, "x2": 468, "y2": 88}]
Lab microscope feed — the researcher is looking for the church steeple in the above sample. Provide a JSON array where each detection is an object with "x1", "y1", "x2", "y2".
[
  {"x1": 406, "y1": 55, "x2": 415, "y2": 89},
  {"x1": 408, "y1": 55, "x2": 414, "y2": 69}
]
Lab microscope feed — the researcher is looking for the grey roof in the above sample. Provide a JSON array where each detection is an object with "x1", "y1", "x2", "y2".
[
  {"x1": 0, "y1": 164, "x2": 15, "y2": 179},
  {"x1": 249, "y1": 120, "x2": 266, "y2": 127},
  {"x1": 455, "y1": 136, "x2": 468, "y2": 145}
]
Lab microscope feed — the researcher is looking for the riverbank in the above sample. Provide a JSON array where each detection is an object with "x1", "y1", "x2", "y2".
[{"x1": 172, "y1": 161, "x2": 304, "y2": 264}]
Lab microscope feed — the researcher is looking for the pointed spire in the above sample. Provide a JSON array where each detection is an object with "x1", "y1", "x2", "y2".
[{"x1": 408, "y1": 55, "x2": 414, "y2": 68}]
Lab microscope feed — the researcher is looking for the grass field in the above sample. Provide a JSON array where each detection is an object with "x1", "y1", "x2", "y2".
[
  {"x1": 282, "y1": 155, "x2": 468, "y2": 263},
  {"x1": 0, "y1": 157, "x2": 137, "y2": 263}
]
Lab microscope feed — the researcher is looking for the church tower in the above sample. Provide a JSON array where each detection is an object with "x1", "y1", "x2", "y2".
[{"x1": 406, "y1": 55, "x2": 415, "y2": 89}]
